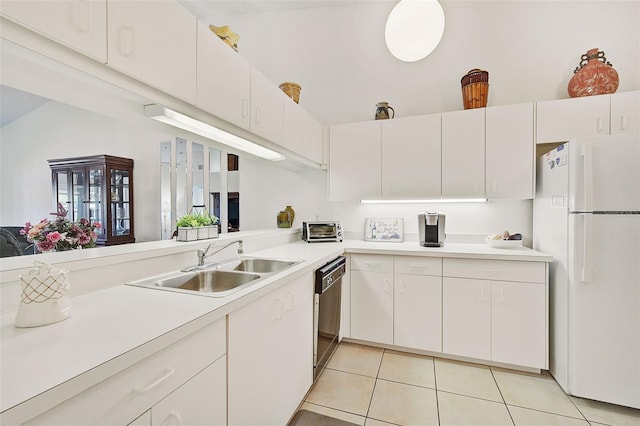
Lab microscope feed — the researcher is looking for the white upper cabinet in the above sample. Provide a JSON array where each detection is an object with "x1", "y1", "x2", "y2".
[
  {"x1": 250, "y1": 66, "x2": 284, "y2": 143},
  {"x1": 442, "y1": 108, "x2": 486, "y2": 198},
  {"x1": 536, "y1": 94, "x2": 610, "y2": 143},
  {"x1": 196, "y1": 21, "x2": 251, "y2": 130},
  {"x1": 107, "y1": 0, "x2": 197, "y2": 103},
  {"x1": 610, "y1": 90, "x2": 640, "y2": 135},
  {"x1": 329, "y1": 121, "x2": 381, "y2": 201},
  {"x1": 381, "y1": 114, "x2": 441, "y2": 198},
  {"x1": 283, "y1": 95, "x2": 324, "y2": 164},
  {"x1": 485, "y1": 103, "x2": 534, "y2": 199},
  {"x1": 0, "y1": 0, "x2": 107, "y2": 62},
  {"x1": 305, "y1": 113, "x2": 324, "y2": 164}
]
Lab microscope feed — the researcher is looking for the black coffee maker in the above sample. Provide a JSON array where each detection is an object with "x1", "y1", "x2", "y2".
[{"x1": 419, "y1": 211, "x2": 446, "y2": 247}]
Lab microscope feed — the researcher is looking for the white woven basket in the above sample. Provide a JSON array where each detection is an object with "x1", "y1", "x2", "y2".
[{"x1": 15, "y1": 261, "x2": 72, "y2": 327}]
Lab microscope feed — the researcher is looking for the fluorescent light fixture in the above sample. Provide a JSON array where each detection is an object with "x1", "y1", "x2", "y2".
[
  {"x1": 361, "y1": 198, "x2": 487, "y2": 204},
  {"x1": 385, "y1": 0, "x2": 446, "y2": 62},
  {"x1": 145, "y1": 104, "x2": 285, "y2": 161}
]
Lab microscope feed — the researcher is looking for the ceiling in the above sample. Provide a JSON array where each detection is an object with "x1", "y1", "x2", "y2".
[{"x1": 179, "y1": 0, "x2": 350, "y2": 17}]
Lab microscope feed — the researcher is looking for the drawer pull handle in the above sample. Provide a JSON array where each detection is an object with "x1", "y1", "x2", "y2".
[
  {"x1": 284, "y1": 291, "x2": 294, "y2": 312},
  {"x1": 133, "y1": 368, "x2": 175, "y2": 394}
]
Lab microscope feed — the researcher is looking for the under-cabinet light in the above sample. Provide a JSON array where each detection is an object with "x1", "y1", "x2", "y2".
[
  {"x1": 145, "y1": 104, "x2": 285, "y2": 161},
  {"x1": 361, "y1": 198, "x2": 488, "y2": 204}
]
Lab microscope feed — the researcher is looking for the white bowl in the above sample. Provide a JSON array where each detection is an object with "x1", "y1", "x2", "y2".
[{"x1": 486, "y1": 238, "x2": 523, "y2": 249}]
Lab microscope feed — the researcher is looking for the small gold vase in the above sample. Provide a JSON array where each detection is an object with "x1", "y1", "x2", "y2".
[
  {"x1": 284, "y1": 205, "x2": 295, "y2": 226},
  {"x1": 277, "y1": 211, "x2": 291, "y2": 228}
]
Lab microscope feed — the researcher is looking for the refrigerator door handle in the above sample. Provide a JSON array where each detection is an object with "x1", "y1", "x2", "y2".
[
  {"x1": 581, "y1": 213, "x2": 593, "y2": 282},
  {"x1": 581, "y1": 144, "x2": 594, "y2": 213}
]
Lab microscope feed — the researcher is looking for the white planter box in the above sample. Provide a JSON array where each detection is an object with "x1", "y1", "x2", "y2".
[
  {"x1": 207, "y1": 226, "x2": 219, "y2": 239},
  {"x1": 177, "y1": 227, "x2": 198, "y2": 242}
]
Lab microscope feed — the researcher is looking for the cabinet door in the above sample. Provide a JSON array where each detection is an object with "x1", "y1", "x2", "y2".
[
  {"x1": 228, "y1": 275, "x2": 313, "y2": 426},
  {"x1": 0, "y1": 0, "x2": 107, "y2": 62},
  {"x1": 152, "y1": 356, "x2": 226, "y2": 426},
  {"x1": 491, "y1": 281, "x2": 546, "y2": 368},
  {"x1": 283, "y1": 97, "x2": 324, "y2": 164},
  {"x1": 442, "y1": 277, "x2": 491, "y2": 359},
  {"x1": 196, "y1": 21, "x2": 250, "y2": 130},
  {"x1": 536, "y1": 95, "x2": 610, "y2": 143},
  {"x1": 442, "y1": 108, "x2": 485, "y2": 198},
  {"x1": 351, "y1": 270, "x2": 393, "y2": 344},
  {"x1": 250, "y1": 66, "x2": 284, "y2": 143},
  {"x1": 486, "y1": 103, "x2": 534, "y2": 199},
  {"x1": 282, "y1": 95, "x2": 307, "y2": 156},
  {"x1": 329, "y1": 121, "x2": 381, "y2": 201},
  {"x1": 394, "y1": 273, "x2": 442, "y2": 352},
  {"x1": 381, "y1": 114, "x2": 441, "y2": 198},
  {"x1": 610, "y1": 90, "x2": 640, "y2": 135},
  {"x1": 107, "y1": 1, "x2": 197, "y2": 103},
  {"x1": 305, "y1": 114, "x2": 324, "y2": 164}
]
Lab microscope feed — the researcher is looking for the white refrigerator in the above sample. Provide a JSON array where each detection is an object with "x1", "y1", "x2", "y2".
[{"x1": 533, "y1": 133, "x2": 640, "y2": 409}]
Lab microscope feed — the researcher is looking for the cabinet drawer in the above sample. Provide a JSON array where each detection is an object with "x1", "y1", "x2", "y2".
[
  {"x1": 351, "y1": 254, "x2": 394, "y2": 273},
  {"x1": 394, "y1": 256, "x2": 442, "y2": 276},
  {"x1": 443, "y1": 258, "x2": 545, "y2": 284},
  {"x1": 26, "y1": 318, "x2": 226, "y2": 426}
]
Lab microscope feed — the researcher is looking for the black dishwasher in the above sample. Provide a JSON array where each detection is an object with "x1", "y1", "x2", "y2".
[{"x1": 313, "y1": 256, "x2": 346, "y2": 380}]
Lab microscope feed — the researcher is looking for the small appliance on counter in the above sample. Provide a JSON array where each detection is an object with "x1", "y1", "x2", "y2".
[
  {"x1": 302, "y1": 221, "x2": 343, "y2": 243},
  {"x1": 419, "y1": 211, "x2": 446, "y2": 247}
]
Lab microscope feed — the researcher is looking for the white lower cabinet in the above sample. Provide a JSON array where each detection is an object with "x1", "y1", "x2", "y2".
[
  {"x1": 351, "y1": 270, "x2": 394, "y2": 344},
  {"x1": 349, "y1": 255, "x2": 548, "y2": 370},
  {"x1": 394, "y1": 273, "x2": 442, "y2": 352},
  {"x1": 24, "y1": 318, "x2": 226, "y2": 426},
  {"x1": 350, "y1": 254, "x2": 394, "y2": 344},
  {"x1": 151, "y1": 356, "x2": 226, "y2": 426},
  {"x1": 228, "y1": 274, "x2": 314, "y2": 426},
  {"x1": 442, "y1": 277, "x2": 492, "y2": 360},
  {"x1": 393, "y1": 256, "x2": 442, "y2": 352},
  {"x1": 442, "y1": 258, "x2": 547, "y2": 369}
]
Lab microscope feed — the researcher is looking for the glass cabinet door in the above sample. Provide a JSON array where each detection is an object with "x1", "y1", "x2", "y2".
[
  {"x1": 72, "y1": 170, "x2": 85, "y2": 222},
  {"x1": 110, "y1": 169, "x2": 131, "y2": 237},
  {"x1": 54, "y1": 171, "x2": 70, "y2": 212},
  {"x1": 88, "y1": 167, "x2": 105, "y2": 239}
]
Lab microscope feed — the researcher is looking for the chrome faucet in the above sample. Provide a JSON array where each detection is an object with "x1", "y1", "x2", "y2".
[{"x1": 197, "y1": 239, "x2": 244, "y2": 266}]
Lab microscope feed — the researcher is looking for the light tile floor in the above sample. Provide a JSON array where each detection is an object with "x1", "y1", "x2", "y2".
[{"x1": 301, "y1": 342, "x2": 640, "y2": 426}]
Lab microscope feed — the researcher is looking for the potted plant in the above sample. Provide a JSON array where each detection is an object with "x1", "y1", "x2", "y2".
[
  {"x1": 175, "y1": 212, "x2": 219, "y2": 241},
  {"x1": 195, "y1": 212, "x2": 219, "y2": 240}
]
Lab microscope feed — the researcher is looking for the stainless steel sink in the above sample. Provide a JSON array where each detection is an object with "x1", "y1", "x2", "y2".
[
  {"x1": 220, "y1": 257, "x2": 300, "y2": 273},
  {"x1": 126, "y1": 257, "x2": 302, "y2": 297},
  {"x1": 127, "y1": 269, "x2": 261, "y2": 297}
]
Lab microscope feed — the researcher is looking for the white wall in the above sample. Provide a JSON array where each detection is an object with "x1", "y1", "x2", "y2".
[
  {"x1": 240, "y1": 156, "x2": 328, "y2": 230},
  {"x1": 0, "y1": 102, "x2": 170, "y2": 242},
  {"x1": 197, "y1": 0, "x2": 640, "y2": 125}
]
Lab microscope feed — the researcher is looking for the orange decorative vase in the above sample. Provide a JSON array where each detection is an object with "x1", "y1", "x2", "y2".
[{"x1": 568, "y1": 48, "x2": 619, "y2": 98}]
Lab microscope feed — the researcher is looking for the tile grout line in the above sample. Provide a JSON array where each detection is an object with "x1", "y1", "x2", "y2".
[
  {"x1": 433, "y1": 356, "x2": 441, "y2": 426},
  {"x1": 489, "y1": 365, "x2": 516, "y2": 425},
  {"x1": 363, "y1": 348, "x2": 387, "y2": 423}
]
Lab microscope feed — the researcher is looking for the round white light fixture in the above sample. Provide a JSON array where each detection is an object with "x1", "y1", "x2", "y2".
[{"x1": 385, "y1": 0, "x2": 445, "y2": 62}]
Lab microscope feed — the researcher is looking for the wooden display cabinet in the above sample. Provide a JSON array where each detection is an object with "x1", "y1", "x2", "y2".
[{"x1": 48, "y1": 155, "x2": 134, "y2": 245}]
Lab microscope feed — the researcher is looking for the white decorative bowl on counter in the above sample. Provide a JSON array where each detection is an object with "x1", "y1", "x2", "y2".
[{"x1": 485, "y1": 238, "x2": 523, "y2": 248}]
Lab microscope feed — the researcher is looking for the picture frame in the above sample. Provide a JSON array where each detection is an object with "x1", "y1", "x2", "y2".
[{"x1": 364, "y1": 218, "x2": 404, "y2": 242}]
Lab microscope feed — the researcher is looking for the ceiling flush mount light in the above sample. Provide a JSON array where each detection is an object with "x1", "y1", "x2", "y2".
[
  {"x1": 361, "y1": 198, "x2": 487, "y2": 204},
  {"x1": 145, "y1": 104, "x2": 285, "y2": 161},
  {"x1": 385, "y1": 0, "x2": 445, "y2": 62}
]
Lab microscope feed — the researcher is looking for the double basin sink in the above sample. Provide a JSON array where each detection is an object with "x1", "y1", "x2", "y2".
[{"x1": 126, "y1": 257, "x2": 301, "y2": 298}]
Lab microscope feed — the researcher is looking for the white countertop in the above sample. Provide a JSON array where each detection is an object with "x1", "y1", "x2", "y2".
[{"x1": 0, "y1": 238, "x2": 550, "y2": 417}]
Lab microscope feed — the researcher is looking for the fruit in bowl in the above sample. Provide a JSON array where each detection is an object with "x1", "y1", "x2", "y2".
[{"x1": 485, "y1": 231, "x2": 523, "y2": 248}]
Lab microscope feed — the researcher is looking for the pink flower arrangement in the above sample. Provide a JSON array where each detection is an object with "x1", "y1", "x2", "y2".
[{"x1": 21, "y1": 203, "x2": 102, "y2": 253}]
